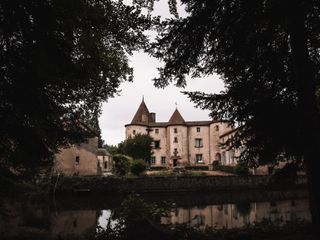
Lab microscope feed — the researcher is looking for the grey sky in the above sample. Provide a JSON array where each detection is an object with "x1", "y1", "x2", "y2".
[{"x1": 99, "y1": 1, "x2": 225, "y2": 145}]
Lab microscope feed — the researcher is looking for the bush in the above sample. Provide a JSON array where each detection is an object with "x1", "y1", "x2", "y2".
[
  {"x1": 113, "y1": 154, "x2": 131, "y2": 176},
  {"x1": 185, "y1": 165, "x2": 209, "y2": 171},
  {"x1": 149, "y1": 166, "x2": 168, "y2": 171},
  {"x1": 214, "y1": 163, "x2": 249, "y2": 175},
  {"x1": 131, "y1": 159, "x2": 147, "y2": 176}
]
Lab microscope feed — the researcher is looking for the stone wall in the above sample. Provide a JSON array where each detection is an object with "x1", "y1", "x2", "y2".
[
  {"x1": 55, "y1": 175, "x2": 307, "y2": 194},
  {"x1": 54, "y1": 137, "x2": 98, "y2": 176}
]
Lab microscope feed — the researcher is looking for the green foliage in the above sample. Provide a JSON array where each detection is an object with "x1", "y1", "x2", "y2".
[
  {"x1": 0, "y1": 0, "x2": 152, "y2": 176},
  {"x1": 185, "y1": 165, "x2": 209, "y2": 171},
  {"x1": 103, "y1": 144, "x2": 120, "y2": 156},
  {"x1": 150, "y1": 166, "x2": 168, "y2": 171},
  {"x1": 147, "y1": 0, "x2": 320, "y2": 168},
  {"x1": 130, "y1": 159, "x2": 147, "y2": 176},
  {"x1": 113, "y1": 154, "x2": 132, "y2": 176},
  {"x1": 150, "y1": 170, "x2": 207, "y2": 177},
  {"x1": 96, "y1": 193, "x2": 170, "y2": 240},
  {"x1": 214, "y1": 163, "x2": 249, "y2": 175},
  {"x1": 121, "y1": 134, "x2": 153, "y2": 162}
]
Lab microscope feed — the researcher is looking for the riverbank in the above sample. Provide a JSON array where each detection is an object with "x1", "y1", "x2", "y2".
[{"x1": 54, "y1": 175, "x2": 307, "y2": 194}]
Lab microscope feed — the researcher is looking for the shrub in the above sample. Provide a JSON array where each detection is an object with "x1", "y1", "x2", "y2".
[
  {"x1": 149, "y1": 166, "x2": 168, "y2": 171},
  {"x1": 212, "y1": 160, "x2": 220, "y2": 168},
  {"x1": 185, "y1": 165, "x2": 209, "y2": 171},
  {"x1": 131, "y1": 159, "x2": 147, "y2": 176},
  {"x1": 113, "y1": 154, "x2": 131, "y2": 176},
  {"x1": 214, "y1": 163, "x2": 249, "y2": 175}
]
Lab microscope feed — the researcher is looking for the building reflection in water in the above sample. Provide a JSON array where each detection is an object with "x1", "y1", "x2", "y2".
[
  {"x1": 0, "y1": 197, "x2": 311, "y2": 238},
  {"x1": 50, "y1": 210, "x2": 97, "y2": 237},
  {"x1": 161, "y1": 199, "x2": 311, "y2": 229}
]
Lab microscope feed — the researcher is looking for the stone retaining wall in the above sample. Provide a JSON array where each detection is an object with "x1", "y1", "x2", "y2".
[{"x1": 55, "y1": 175, "x2": 307, "y2": 194}]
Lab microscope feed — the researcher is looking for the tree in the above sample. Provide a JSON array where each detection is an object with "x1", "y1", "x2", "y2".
[
  {"x1": 0, "y1": 0, "x2": 151, "y2": 177},
  {"x1": 104, "y1": 144, "x2": 120, "y2": 156},
  {"x1": 131, "y1": 159, "x2": 147, "y2": 176},
  {"x1": 121, "y1": 134, "x2": 153, "y2": 163},
  {"x1": 113, "y1": 154, "x2": 132, "y2": 176},
  {"x1": 143, "y1": 0, "x2": 320, "y2": 234}
]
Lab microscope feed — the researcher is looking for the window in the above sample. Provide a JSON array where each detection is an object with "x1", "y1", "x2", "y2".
[
  {"x1": 104, "y1": 161, "x2": 108, "y2": 169},
  {"x1": 196, "y1": 215, "x2": 205, "y2": 225},
  {"x1": 174, "y1": 137, "x2": 178, "y2": 143},
  {"x1": 161, "y1": 157, "x2": 166, "y2": 165},
  {"x1": 174, "y1": 128, "x2": 177, "y2": 133},
  {"x1": 196, "y1": 154, "x2": 203, "y2": 163},
  {"x1": 151, "y1": 156, "x2": 156, "y2": 165},
  {"x1": 75, "y1": 156, "x2": 80, "y2": 164},
  {"x1": 195, "y1": 138, "x2": 203, "y2": 148},
  {"x1": 133, "y1": 130, "x2": 136, "y2": 135},
  {"x1": 215, "y1": 125, "x2": 219, "y2": 131},
  {"x1": 196, "y1": 127, "x2": 200, "y2": 132},
  {"x1": 154, "y1": 140, "x2": 160, "y2": 148},
  {"x1": 173, "y1": 148, "x2": 178, "y2": 156},
  {"x1": 155, "y1": 129, "x2": 159, "y2": 134}
]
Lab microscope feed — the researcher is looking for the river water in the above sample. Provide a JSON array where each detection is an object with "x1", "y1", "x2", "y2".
[{"x1": 0, "y1": 190, "x2": 311, "y2": 239}]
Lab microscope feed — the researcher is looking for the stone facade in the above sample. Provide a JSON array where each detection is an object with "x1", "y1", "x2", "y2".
[
  {"x1": 54, "y1": 137, "x2": 99, "y2": 176},
  {"x1": 97, "y1": 148, "x2": 113, "y2": 175},
  {"x1": 125, "y1": 100, "x2": 237, "y2": 168}
]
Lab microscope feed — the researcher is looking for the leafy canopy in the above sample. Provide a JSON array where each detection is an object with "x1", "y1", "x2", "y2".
[
  {"x1": 119, "y1": 134, "x2": 153, "y2": 162},
  {"x1": 146, "y1": 0, "x2": 320, "y2": 167},
  {"x1": 0, "y1": 0, "x2": 152, "y2": 175}
]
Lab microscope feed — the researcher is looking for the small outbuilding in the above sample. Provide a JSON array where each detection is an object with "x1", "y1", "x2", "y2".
[{"x1": 97, "y1": 148, "x2": 113, "y2": 175}]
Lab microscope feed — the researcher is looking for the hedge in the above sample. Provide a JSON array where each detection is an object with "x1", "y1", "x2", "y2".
[
  {"x1": 149, "y1": 166, "x2": 168, "y2": 171},
  {"x1": 214, "y1": 164, "x2": 249, "y2": 175},
  {"x1": 185, "y1": 165, "x2": 209, "y2": 171}
]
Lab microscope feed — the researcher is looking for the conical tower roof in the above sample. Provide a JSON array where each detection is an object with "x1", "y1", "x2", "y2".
[
  {"x1": 131, "y1": 99, "x2": 151, "y2": 124},
  {"x1": 168, "y1": 108, "x2": 186, "y2": 125}
]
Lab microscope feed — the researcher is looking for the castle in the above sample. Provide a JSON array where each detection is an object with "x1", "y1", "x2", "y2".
[{"x1": 125, "y1": 99, "x2": 240, "y2": 169}]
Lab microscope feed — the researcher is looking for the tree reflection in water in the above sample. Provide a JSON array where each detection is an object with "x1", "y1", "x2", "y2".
[{"x1": 96, "y1": 193, "x2": 172, "y2": 240}]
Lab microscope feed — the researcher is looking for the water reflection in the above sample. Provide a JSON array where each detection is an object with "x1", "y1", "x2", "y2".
[
  {"x1": 50, "y1": 210, "x2": 97, "y2": 237},
  {"x1": 0, "y1": 193, "x2": 311, "y2": 239},
  {"x1": 161, "y1": 199, "x2": 311, "y2": 229}
]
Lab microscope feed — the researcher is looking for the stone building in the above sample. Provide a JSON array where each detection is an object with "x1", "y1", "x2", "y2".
[
  {"x1": 97, "y1": 148, "x2": 113, "y2": 175},
  {"x1": 125, "y1": 99, "x2": 237, "y2": 168},
  {"x1": 54, "y1": 137, "x2": 99, "y2": 176}
]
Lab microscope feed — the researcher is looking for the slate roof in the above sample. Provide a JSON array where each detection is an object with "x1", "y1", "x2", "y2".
[
  {"x1": 131, "y1": 99, "x2": 151, "y2": 124},
  {"x1": 126, "y1": 100, "x2": 226, "y2": 128},
  {"x1": 168, "y1": 108, "x2": 186, "y2": 125}
]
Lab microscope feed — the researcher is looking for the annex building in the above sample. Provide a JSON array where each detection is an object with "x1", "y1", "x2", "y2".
[{"x1": 125, "y1": 99, "x2": 240, "y2": 168}]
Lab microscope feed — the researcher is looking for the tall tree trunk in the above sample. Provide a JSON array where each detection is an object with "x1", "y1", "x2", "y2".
[{"x1": 288, "y1": 0, "x2": 320, "y2": 237}]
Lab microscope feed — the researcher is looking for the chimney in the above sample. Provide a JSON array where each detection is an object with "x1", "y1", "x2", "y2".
[{"x1": 150, "y1": 112, "x2": 156, "y2": 123}]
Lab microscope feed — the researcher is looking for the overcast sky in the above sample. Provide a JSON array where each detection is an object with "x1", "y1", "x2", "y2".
[{"x1": 99, "y1": 1, "x2": 225, "y2": 145}]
